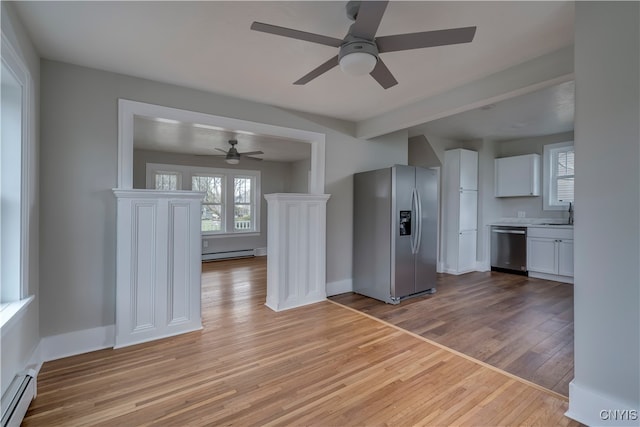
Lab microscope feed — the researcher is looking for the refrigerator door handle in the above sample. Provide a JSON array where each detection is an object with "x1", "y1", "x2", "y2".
[
  {"x1": 416, "y1": 188, "x2": 423, "y2": 254},
  {"x1": 410, "y1": 188, "x2": 419, "y2": 254}
]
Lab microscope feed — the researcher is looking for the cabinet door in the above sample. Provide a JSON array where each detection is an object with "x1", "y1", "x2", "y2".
[
  {"x1": 459, "y1": 150, "x2": 478, "y2": 191},
  {"x1": 459, "y1": 190, "x2": 477, "y2": 231},
  {"x1": 495, "y1": 155, "x2": 540, "y2": 197},
  {"x1": 458, "y1": 230, "x2": 477, "y2": 273},
  {"x1": 557, "y1": 239, "x2": 574, "y2": 277},
  {"x1": 527, "y1": 237, "x2": 557, "y2": 274}
]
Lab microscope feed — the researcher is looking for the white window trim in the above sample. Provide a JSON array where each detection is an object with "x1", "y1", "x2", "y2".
[
  {"x1": 118, "y1": 99, "x2": 325, "y2": 194},
  {"x1": 145, "y1": 163, "x2": 261, "y2": 236},
  {"x1": 1, "y1": 31, "x2": 33, "y2": 304},
  {"x1": 543, "y1": 141, "x2": 574, "y2": 211}
]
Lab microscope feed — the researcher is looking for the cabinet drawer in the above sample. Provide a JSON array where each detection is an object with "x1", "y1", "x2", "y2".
[{"x1": 527, "y1": 227, "x2": 573, "y2": 240}]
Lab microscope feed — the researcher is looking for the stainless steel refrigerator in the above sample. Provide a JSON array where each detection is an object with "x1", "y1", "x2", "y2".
[{"x1": 353, "y1": 165, "x2": 438, "y2": 304}]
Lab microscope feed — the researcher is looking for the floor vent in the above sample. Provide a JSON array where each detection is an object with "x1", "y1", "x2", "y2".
[
  {"x1": 1, "y1": 370, "x2": 36, "y2": 427},
  {"x1": 202, "y1": 249, "x2": 255, "y2": 261}
]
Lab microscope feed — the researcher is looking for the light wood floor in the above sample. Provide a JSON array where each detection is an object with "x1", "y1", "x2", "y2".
[
  {"x1": 331, "y1": 271, "x2": 574, "y2": 396},
  {"x1": 24, "y1": 258, "x2": 579, "y2": 426}
]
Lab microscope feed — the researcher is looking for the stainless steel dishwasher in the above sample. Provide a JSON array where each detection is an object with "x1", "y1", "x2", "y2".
[{"x1": 490, "y1": 225, "x2": 528, "y2": 274}]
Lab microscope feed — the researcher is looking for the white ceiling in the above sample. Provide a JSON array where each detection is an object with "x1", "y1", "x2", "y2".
[
  {"x1": 409, "y1": 80, "x2": 575, "y2": 141},
  {"x1": 15, "y1": 1, "x2": 574, "y2": 123},
  {"x1": 134, "y1": 115, "x2": 311, "y2": 162}
]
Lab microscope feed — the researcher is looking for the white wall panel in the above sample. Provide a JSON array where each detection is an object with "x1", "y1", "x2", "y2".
[
  {"x1": 265, "y1": 194, "x2": 330, "y2": 311},
  {"x1": 114, "y1": 190, "x2": 203, "y2": 348}
]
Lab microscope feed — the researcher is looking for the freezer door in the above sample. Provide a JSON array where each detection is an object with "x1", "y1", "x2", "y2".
[
  {"x1": 392, "y1": 166, "x2": 417, "y2": 299},
  {"x1": 415, "y1": 167, "x2": 438, "y2": 292}
]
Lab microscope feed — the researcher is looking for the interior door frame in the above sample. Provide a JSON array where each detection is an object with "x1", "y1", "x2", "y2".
[{"x1": 116, "y1": 99, "x2": 326, "y2": 193}]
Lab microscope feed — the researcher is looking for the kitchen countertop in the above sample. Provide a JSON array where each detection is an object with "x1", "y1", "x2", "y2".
[{"x1": 489, "y1": 220, "x2": 573, "y2": 229}]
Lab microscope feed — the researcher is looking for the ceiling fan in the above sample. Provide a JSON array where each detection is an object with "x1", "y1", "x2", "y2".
[
  {"x1": 250, "y1": 0, "x2": 476, "y2": 89},
  {"x1": 203, "y1": 140, "x2": 264, "y2": 164}
]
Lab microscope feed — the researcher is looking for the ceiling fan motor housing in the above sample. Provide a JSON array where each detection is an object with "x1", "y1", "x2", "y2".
[{"x1": 339, "y1": 37, "x2": 379, "y2": 61}]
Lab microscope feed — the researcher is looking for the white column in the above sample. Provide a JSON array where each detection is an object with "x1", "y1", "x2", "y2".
[
  {"x1": 264, "y1": 193, "x2": 330, "y2": 311},
  {"x1": 113, "y1": 190, "x2": 204, "y2": 348}
]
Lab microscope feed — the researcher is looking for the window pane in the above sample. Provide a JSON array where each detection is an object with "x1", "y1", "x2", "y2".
[
  {"x1": 192, "y1": 176, "x2": 222, "y2": 203},
  {"x1": 557, "y1": 177, "x2": 574, "y2": 202},
  {"x1": 155, "y1": 173, "x2": 178, "y2": 190},
  {"x1": 557, "y1": 150, "x2": 574, "y2": 177},
  {"x1": 201, "y1": 204, "x2": 222, "y2": 232},
  {"x1": 234, "y1": 177, "x2": 251, "y2": 203},
  {"x1": 234, "y1": 205, "x2": 252, "y2": 230}
]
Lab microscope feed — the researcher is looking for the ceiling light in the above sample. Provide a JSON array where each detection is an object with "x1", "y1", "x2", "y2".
[
  {"x1": 153, "y1": 118, "x2": 181, "y2": 124},
  {"x1": 225, "y1": 158, "x2": 240, "y2": 165},
  {"x1": 339, "y1": 52, "x2": 377, "y2": 76},
  {"x1": 235, "y1": 130, "x2": 257, "y2": 136},
  {"x1": 193, "y1": 123, "x2": 225, "y2": 131}
]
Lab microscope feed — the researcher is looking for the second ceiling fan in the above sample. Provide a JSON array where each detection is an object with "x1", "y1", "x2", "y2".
[
  {"x1": 251, "y1": 0, "x2": 477, "y2": 89},
  {"x1": 202, "y1": 140, "x2": 263, "y2": 165}
]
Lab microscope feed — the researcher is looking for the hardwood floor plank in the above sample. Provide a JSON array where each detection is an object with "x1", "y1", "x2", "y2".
[
  {"x1": 331, "y1": 270, "x2": 574, "y2": 396},
  {"x1": 24, "y1": 258, "x2": 579, "y2": 426}
]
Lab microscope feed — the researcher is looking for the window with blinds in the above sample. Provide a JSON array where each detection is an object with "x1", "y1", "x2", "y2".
[
  {"x1": 553, "y1": 147, "x2": 574, "y2": 203},
  {"x1": 543, "y1": 141, "x2": 575, "y2": 210}
]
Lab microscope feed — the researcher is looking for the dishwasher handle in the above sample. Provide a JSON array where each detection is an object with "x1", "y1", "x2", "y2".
[{"x1": 492, "y1": 229, "x2": 526, "y2": 235}]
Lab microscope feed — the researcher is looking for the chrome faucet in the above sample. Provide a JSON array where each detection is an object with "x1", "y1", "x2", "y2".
[{"x1": 568, "y1": 202, "x2": 574, "y2": 225}]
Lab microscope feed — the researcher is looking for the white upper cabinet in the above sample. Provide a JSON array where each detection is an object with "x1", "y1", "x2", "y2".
[
  {"x1": 459, "y1": 149, "x2": 479, "y2": 190},
  {"x1": 495, "y1": 154, "x2": 540, "y2": 197}
]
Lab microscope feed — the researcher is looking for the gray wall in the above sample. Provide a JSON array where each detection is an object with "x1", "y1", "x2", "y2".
[
  {"x1": 39, "y1": 59, "x2": 407, "y2": 337},
  {"x1": 1, "y1": 2, "x2": 40, "y2": 397},
  {"x1": 408, "y1": 135, "x2": 441, "y2": 168},
  {"x1": 289, "y1": 158, "x2": 311, "y2": 193},
  {"x1": 572, "y1": 0, "x2": 639, "y2": 418},
  {"x1": 133, "y1": 148, "x2": 293, "y2": 254}
]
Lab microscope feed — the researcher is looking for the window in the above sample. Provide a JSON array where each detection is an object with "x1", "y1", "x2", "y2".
[
  {"x1": 1, "y1": 33, "x2": 32, "y2": 316},
  {"x1": 192, "y1": 175, "x2": 224, "y2": 232},
  {"x1": 154, "y1": 171, "x2": 180, "y2": 191},
  {"x1": 146, "y1": 163, "x2": 260, "y2": 235},
  {"x1": 234, "y1": 177, "x2": 253, "y2": 231},
  {"x1": 543, "y1": 141, "x2": 574, "y2": 210}
]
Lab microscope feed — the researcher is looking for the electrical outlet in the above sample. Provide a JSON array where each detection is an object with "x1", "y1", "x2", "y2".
[
  {"x1": 517, "y1": 211, "x2": 526, "y2": 218},
  {"x1": 203, "y1": 240, "x2": 208, "y2": 248}
]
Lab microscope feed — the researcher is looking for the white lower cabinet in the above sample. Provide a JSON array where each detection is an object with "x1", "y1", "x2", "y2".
[
  {"x1": 527, "y1": 226, "x2": 573, "y2": 284},
  {"x1": 527, "y1": 238, "x2": 558, "y2": 274},
  {"x1": 557, "y1": 239, "x2": 574, "y2": 277}
]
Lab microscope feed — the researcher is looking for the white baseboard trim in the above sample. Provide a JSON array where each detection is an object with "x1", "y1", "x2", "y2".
[
  {"x1": 41, "y1": 325, "x2": 115, "y2": 362},
  {"x1": 326, "y1": 279, "x2": 353, "y2": 296},
  {"x1": 442, "y1": 267, "x2": 476, "y2": 275},
  {"x1": 567, "y1": 380, "x2": 640, "y2": 426},
  {"x1": 529, "y1": 271, "x2": 574, "y2": 284},
  {"x1": 475, "y1": 261, "x2": 491, "y2": 272},
  {"x1": 254, "y1": 247, "x2": 267, "y2": 256},
  {"x1": 265, "y1": 296, "x2": 326, "y2": 312}
]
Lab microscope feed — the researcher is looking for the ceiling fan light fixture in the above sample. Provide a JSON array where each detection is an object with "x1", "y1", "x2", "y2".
[
  {"x1": 339, "y1": 51, "x2": 377, "y2": 76},
  {"x1": 225, "y1": 158, "x2": 240, "y2": 165}
]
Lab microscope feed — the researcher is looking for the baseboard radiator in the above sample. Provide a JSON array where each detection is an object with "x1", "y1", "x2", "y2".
[
  {"x1": 202, "y1": 249, "x2": 255, "y2": 261},
  {"x1": 1, "y1": 370, "x2": 36, "y2": 427}
]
